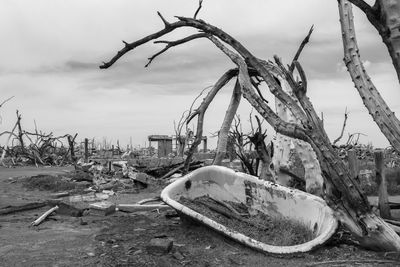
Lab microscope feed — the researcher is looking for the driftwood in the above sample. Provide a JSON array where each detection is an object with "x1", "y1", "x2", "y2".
[{"x1": 31, "y1": 206, "x2": 59, "y2": 226}]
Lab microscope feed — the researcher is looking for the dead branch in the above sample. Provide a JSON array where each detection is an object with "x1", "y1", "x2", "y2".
[
  {"x1": 147, "y1": 33, "x2": 207, "y2": 67},
  {"x1": 289, "y1": 25, "x2": 314, "y2": 73},
  {"x1": 0, "y1": 96, "x2": 15, "y2": 108},
  {"x1": 333, "y1": 107, "x2": 349, "y2": 145},
  {"x1": 193, "y1": 0, "x2": 203, "y2": 19},
  {"x1": 31, "y1": 206, "x2": 59, "y2": 226}
]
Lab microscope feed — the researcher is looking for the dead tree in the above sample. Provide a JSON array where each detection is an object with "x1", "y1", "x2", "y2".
[
  {"x1": 213, "y1": 79, "x2": 242, "y2": 165},
  {"x1": 346, "y1": 0, "x2": 400, "y2": 84},
  {"x1": 229, "y1": 115, "x2": 257, "y2": 175},
  {"x1": 0, "y1": 96, "x2": 14, "y2": 125},
  {"x1": 338, "y1": 0, "x2": 400, "y2": 153},
  {"x1": 228, "y1": 114, "x2": 273, "y2": 180},
  {"x1": 100, "y1": 4, "x2": 400, "y2": 250}
]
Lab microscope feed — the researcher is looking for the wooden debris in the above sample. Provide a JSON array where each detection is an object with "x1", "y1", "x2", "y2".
[
  {"x1": 137, "y1": 197, "x2": 162, "y2": 205},
  {"x1": 0, "y1": 202, "x2": 46, "y2": 215},
  {"x1": 31, "y1": 205, "x2": 59, "y2": 226},
  {"x1": 192, "y1": 197, "x2": 268, "y2": 231},
  {"x1": 117, "y1": 204, "x2": 171, "y2": 212},
  {"x1": 46, "y1": 200, "x2": 83, "y2": 217}
]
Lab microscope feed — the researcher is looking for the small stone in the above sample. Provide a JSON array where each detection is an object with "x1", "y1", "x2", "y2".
[
  {"x1": 172, "y1": 251, "x2": 184, "y2": 260},
  {"x1": 146, "y1": 238, "x2": 173, "y2": 255},
  {"x1": 79, "y1": 218, "x2": 88, "y2": 225}
]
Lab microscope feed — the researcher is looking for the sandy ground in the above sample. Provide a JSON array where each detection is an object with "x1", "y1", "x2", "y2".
[{"x1": 1, "y1": 166, "x2": 400, "y2": 266}]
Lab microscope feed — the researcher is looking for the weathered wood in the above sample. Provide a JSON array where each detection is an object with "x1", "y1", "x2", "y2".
[
  {"x1": 375, "y1": 150, "x2": 391, "y2": 219},
  {"x1": 117, "y1": 203, "x2": 171, "y2": 212},
  {"x1": 31, "y1": 205, "x2": 59, "y2": 226},
  {"x1": 348, "y1": 0, "x2": 400, "y2": 84},
  {"x1": 339, "y1": 0, "x2": 400, "y2": 152},
  {"x1": 193, "y1": 197, "x2": 268, "y2": 231},
  {"x1": 0, "y1": 202, "x2": 46, "y2": 215},
  {"x1": 213, "y1": 80, "x2": 242, "y2": 165}
]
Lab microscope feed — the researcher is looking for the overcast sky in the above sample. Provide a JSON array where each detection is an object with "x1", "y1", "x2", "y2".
[{"x1": 1, "y1": 0, "x2": 399, "y2": 149}]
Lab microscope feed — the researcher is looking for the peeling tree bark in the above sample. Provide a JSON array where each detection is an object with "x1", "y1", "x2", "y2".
[{"x1": 339, "y1": 0, "x2": 400, "y2": 152}]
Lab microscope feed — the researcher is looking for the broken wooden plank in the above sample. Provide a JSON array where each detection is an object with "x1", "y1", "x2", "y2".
[
  {"x1": 31, "y1": 205, "x2": 59, "y2": 226},
  {"x1": 0, "y1": 202, "x2": 46, "y2": 215}
]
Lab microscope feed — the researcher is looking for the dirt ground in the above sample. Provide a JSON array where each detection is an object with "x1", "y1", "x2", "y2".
[{"x1": 1, "y1": 166, "x2": 400, "y2": 266}]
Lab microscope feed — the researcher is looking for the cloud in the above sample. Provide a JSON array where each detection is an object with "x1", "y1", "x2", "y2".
[{"x1": 0, "y1": 0, "x2": 398, "y2": 148}]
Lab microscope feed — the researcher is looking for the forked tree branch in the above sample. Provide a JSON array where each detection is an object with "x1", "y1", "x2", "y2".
[
  {"x1": 206, "y1": 35, "x2": 310, "y2": 141},
  {"x1": 147, "y1": 33, "x2": 207, "y2": 67},
  {"x1": 101, "y1": 15, "x2": 309, "y2": 127}
]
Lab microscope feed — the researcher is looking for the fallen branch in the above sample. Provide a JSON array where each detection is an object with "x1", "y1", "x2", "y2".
[
  {"x1": 31, "y1": 205, "x2": 59, "y2": 226},
  {"x1": 137, "y1": 197, "x2": 162, "y2": 205},
  {"x1": 193, "y1": 198, "x2": 268, "y2": 231},
  {"x1": 117, "y1": 203, "x2": 171, "y2": 212},
  {"x1": 0, "y1": 202, "x2": 46, "y2": 215}
]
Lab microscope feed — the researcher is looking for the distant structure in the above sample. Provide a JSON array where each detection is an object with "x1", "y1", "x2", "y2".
[
  {"x1": 148, "y1": 135, "x2": 173, "y2": 158},
  {"x1": 148, "y1": 134, "x2": 208, "y2": 158}
]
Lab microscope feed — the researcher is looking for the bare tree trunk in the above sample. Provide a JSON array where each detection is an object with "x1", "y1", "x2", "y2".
[
  {"x1": 213, "y1": 80, "x2": 242, "y2": 165},
  {"x1": 273, "y1": 78, "x2": 324, "y2": 195},
  {"x1": 339, "y1": 0, "x2": 400, "y2": 152},
  {"x1": 348, "y1": 0, "x2": 400, "y2": 83}
]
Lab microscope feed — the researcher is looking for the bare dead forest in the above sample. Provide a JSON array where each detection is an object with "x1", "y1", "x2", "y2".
[{"x1": 1, "y1": 1, "x2": 400, "y2": 266}]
